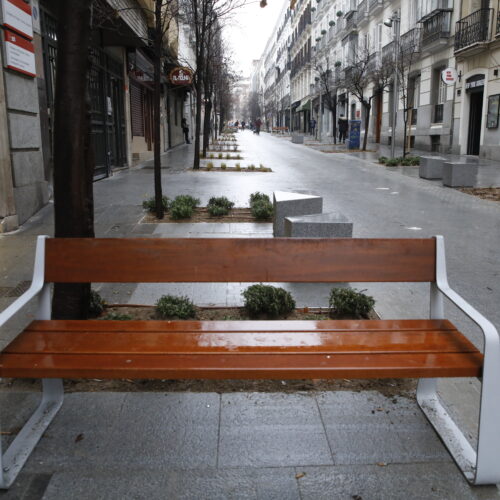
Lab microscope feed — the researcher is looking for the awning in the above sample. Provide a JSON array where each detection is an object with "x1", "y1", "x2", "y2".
[{"x1": 297, "y1": 99, "x2": 311, "y2": 112}]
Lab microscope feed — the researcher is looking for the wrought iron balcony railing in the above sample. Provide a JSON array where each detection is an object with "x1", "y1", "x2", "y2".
[
  {"x1": 400, "y1": 28, "x2": 421, "y2": 54},
  {"x1": 369, "y1": 0, "x2": 383, "y2": 14},
  {"x1": 455, "y1": 8, "x2": 492, "y2": 52},
  {"x1": 381, "y1": 41, "x2": 394, "y2": 65},
  {"x1": 497, "y1": 9, "x2": 500, "y2": 35},
  {"x1": 422, "y1": 9, "x2": 451, "y2": 46}
]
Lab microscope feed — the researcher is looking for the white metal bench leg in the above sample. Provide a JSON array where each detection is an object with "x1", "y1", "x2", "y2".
[
  {"x1": 0, "y1": 378, "x2": 63, "y2": 489},
  {"x1": 417, "y1": 238, "x2": 500, "y2": 485}
]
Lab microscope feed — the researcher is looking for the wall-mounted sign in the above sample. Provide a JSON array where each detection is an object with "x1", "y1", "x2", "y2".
[
  {"x1": 441, "y1": 67, "x2": 458, "y2": 85},
  {"x1": 487, "y1": 94, "x2": 500, "y2": 129},
  {"x1": 3, "y1": 29, "x2": 35, "y2": 77},
  {"x1": 169, "y1": 67, "x2": 193, "y2": 86},
  {"x1": 465, "y1": 78, "x2": 485, "y2": 90},
  {"x1": 0, "y1": 0, "x2": 33, "y2": 40}
]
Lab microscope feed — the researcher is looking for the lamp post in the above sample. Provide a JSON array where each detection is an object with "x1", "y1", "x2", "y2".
[{"x1": 384, "y1": 12, "x2": 400, "y2": 160}]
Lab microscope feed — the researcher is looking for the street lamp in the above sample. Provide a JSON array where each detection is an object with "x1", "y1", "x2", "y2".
[{"x1": 384, "y1": 12, "x2": 400, "y2": 160}]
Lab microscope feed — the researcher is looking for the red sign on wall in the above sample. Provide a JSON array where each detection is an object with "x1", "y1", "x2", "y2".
[
  {"x1": 1, "y1": 0, "x2": 33, "y2": 39},
  {"x1": 4, "y1": 29, "x2": 35, "y2": 77},
  {"x1": 169, "y1": 67, "x2": 193, "y2": 86}
]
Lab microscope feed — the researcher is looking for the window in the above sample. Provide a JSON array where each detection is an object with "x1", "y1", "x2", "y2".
[{"x1": 433, "y1": 67, "x2": 446, "y2": 123}]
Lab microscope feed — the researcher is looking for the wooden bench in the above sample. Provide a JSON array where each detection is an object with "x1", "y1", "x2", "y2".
[{"x1": 0, "y1": 236, "x2": 498, "y2": 487}]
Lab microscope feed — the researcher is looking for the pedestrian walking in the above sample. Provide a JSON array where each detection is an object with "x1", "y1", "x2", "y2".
[
  {"x1": 338, "y1": 114, "x2": 348, "y2": 142},
  {"x1": 310, "y1": 117, "x2": 316, "y2": 136},
  {"x1": 181, "y1": 117, "x2": 190, "y2": 144},
  {"x1": 255, "y1": 118, "x2": 262, "y2": 135}
]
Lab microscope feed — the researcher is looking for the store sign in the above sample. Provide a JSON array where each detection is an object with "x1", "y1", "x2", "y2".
[
  {"x1": 441, "y1": 67, "x2": 458, "y2": 85},
  {"x1": 465, "y1": 79, "x2": 485, "y2": 90},
  {"x1": 169, "y1": 67, "x2": 193, "y2": 85},
  {"x1": 4, "y1": 29, "x2": 35, "y2": 77},
  {"x1": 0, "y1": 0, "x2": 33, "y2": 40}
]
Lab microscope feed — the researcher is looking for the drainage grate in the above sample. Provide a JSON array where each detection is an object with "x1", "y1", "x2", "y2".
[{"x1": 0, "y1": 281, "x2": 31, "y2": 298}]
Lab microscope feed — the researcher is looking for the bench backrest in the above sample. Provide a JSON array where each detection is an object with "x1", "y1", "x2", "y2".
[{"x1": 44, "y1": 238, "x2": 436, "y2": 283}]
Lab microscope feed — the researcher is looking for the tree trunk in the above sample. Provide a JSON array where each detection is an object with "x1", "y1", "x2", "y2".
[
  {"x1": 193, "y1": 77, "x2": 202, "y2": 169},
  {"x1": 52, "y1": 0, "x2": 94, "y2": 320},
  {"x1": 362, "y1": 102, "x2": 371, "y2": 151},
  {"x1": 332, "y1": 96, "x2": 337, "y2": 144},
  {"x1": 153, "y1": 0, "x2": 164, "y2": 218},
  {"x1": 203, "y1": 98, "x2": 212, "y2": 155}
]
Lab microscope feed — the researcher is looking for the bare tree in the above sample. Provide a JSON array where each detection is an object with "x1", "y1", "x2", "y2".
[
  {"x1": 52, "y1": 0, "x2": 94, "y2": 319},
  {"x1": 247, "y1": 91, "x2": 261, "y2": 122},
  {"x1": 315, "y1": 56, "x2": 340, "y2": 143},
  {"x1": 395, "y1": 29, "x2": 420, "y2": 156},
  {"x1": 343, "y1": 46, "x2": 392, "y2": 151}
]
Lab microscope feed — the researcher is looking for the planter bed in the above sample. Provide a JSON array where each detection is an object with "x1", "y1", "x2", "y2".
[
  {"x1": 201, "y1": 166, "x2": 272, "y2": 173},
  {"x1": 141, "y1": 207, "x2": 272, "y2": 223}
]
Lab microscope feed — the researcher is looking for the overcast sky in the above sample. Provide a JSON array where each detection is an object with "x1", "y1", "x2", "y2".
[{"x1": 225, "y1": 0, "x2": 287, "y2": 78}]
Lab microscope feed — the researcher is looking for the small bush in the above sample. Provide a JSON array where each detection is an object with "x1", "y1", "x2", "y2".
[
  {"x1": 402, "y1": 156, "x2": 420, "y2": 166},
  {"x1": 329, "y1": 287, "x2": 375, "y2": 319},
  {"x1": 378, "y1": 156, "x2": 387, "y2": 164},
  {"x1": 235, "y1": 163, "x2": 241, "y2": 171},
  {"x1": 251, "y1": 199, "x2": 273, "y2": 220},
  {"x1": 218, "y1": 153, "x2": 223, "y2": 159},
  {"x1": 142, "y1": 196, "x2": 171, "y2": 214},
  {"x1": 250, "y1": 192, "x2": 270, "y2": 204},
  {"x1": 385, "y1": 158, "x2": 399, "y2": 167},
  {"x1": 242, "y1": 284, "x2": 295, "y2": 318},
  {"x1": 103, "y1": 312, "x2": 132, "y2": 320},
  {"x1": 221, "y1": 163, "x2": 227, "y2": 170},
  {"x1": 207, "y1": 196, "x2": 234, "y2": 216},
  {"x1": 170, "y1": 194, "x2": 199, "y2": 219},
  {"x1": 226, "y1": 153, "x2": 231, "y2": 159},
  {"x1": 209, "y1": 153, "x2": 214, "y2": 159},
  {"x1": 156, "y1": 295, "x2": 196, "y2": 319},
  {"x1": 247, "y1": 164, "x2": 256, "y2": 171},
  {"x1": 237, "y1": 154, "x2": 242, "y2": 160},
  {"x1": 206, "y1": 162, "x2": 214, "y2": 170},
  {"x1": 89, "y1": 290, "x2": 106, "y2": 317}
]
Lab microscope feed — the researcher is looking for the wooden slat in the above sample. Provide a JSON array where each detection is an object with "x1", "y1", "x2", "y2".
[
  {"x1": 44, "y1": 238, "x2": 436, "y2": 283},
  {"x1": 5, "y1": 320, "x2": 477, "y2": 356},
  {"x1": 0, "y1": 352, "x2": 483, "y2": 380}
]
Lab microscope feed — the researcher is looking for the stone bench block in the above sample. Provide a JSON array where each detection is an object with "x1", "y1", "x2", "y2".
[
  {"x1": 419, "y1": 156, "x2": 445, "y2": 179},
  {"x1": 442, "y1": 162, "x2": 478, "y2": 187},
  {"x1": 291, "y1": 134, "x2": 304, "y2": 144},
  {"x1": 273, "y1": 191, "x2": 323, "y2": 237},
  {"x1": 284, "y1": 212, "x2": 353, "y2": 238}
]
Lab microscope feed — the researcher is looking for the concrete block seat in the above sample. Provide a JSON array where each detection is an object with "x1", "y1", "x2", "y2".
[
  {"x1": 284, "y1": 212, "x2": 353, "y2": 238},
  {"x1": 442, "y1": 162, "x2": 478, "y2": 187},
  {"x1": 419, "y1": 156, "x2": 445, "y2": 180},
  {"x1": 291, "y1": 134, "x2": 304, "y2": 144},
  {"x1": 273, "y1": 191, "x2": 323, "y2": 237}
]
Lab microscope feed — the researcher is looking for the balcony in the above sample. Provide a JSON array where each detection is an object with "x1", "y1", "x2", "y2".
[
  {"x1": 367, "y1": 51, "x2": 381, "y2": 72},
  {"x1": 344, "y1": 11, "x2": 358, "y2": 35},
  {"x1": 357, "y1": 0, "x2": 369, "y2": 25},
  {"x1": 455, "y1": 8, "x2": 493, "y2": 54},
  {"x1": 497, "y1": 9, "x2": 500, "y2": 36},
  {"x1": 381, "y1": 41, "x2": 394, "y2": 66},
  {"x1": 400, "y1": 28, "x2": 421, "y2": 54},
  {"x1": 421, "y1": 9, "x2": 452, "y2": 54},
  {"x1": 369, "y1": 0, "x2": 384, "y2": 16}
]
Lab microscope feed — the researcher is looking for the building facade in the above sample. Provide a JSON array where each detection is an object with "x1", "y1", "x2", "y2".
[{"x1": 253, "y1": 0, "x2": 500, "y2": 159}]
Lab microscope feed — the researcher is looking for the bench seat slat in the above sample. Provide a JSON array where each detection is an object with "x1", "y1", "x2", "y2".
[
  {"x1": 4, "y1": 320, "x2": 478, "y2": 355},
  {"x1": 0, "y1": 352, "x2": 483, "y2": 380},
  {"x1": 0, "y1": 319, "x2": 482, "y2": 380}
]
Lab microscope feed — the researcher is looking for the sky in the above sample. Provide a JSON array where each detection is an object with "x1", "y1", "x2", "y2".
[{"x1": 224, "y1": 0, "x2": 287, "y2": 78}]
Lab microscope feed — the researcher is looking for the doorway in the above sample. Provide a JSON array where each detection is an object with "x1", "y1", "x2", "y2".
[{"x1": 467, "y1": 90, "x2": 483, "y2": 155}]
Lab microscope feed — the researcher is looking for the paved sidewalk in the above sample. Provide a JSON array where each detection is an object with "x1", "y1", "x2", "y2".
[{"x1": 1, "y1": 133, "x2": 499, "y2": 498}]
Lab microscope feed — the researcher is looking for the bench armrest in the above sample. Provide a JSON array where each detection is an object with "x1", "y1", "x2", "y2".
[{"x1": 0, "y1": 235, "x2": 48, "y2": 328}]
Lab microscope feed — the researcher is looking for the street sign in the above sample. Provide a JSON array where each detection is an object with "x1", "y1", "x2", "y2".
[
  {"x1": 0, "y1": 0, "x2": 33, "y2": 40},
  {"x1": 441, "y1": 67, "x2": 458, "y2": 85},
  {"x1": 169, "y1": 67, "x2": 193, "y2": 86},
  {"x1": 3, "y1": 29, "x2": 35, "y2": 77}
]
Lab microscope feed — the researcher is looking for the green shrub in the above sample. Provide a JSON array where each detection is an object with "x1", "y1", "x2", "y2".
[
  {"x1": 170, "y1": 195, "x2": 200, "y2": 219},
  {"x1": 235, "y1": 163, "x2": 241, "y2": 171},
  {"x1": 156, "y1": 295, "x2": 196, "y2": 319},
  {"x1": 89, "y1": 290, "x2": 106, "y2": 317},
  {"x1": 402, "y1": 156, "x2": 420, "y2": 166},
  {"x1": 378, "y1": 156, "x2": 388, "y2": 164},
  {"x1": 207, "y1": 196, "x2": 234, "y2": 216},
  {"x1": 221, "y1": 163, "x2": 227, "y2": 170},
  {"x1": 226, "y1": 153, "x2": 231, "y2": 159},
  {"x1": 209, "y1": 153, "x2": 214, "y2": 159},
  {"x1": 103, "y1": 312, "x2": 132, "y2": 320},
  {"x1": 385, "y1": 158, "x2": 399, "y2": 167},
  {"x1": 206, "y1": 162, "x2": 214, "y2": 170},
  {"x1": 218, "y1": 153, "x2": 223, "y2": 159},
  {"x1": 328, "y1": 287, "x2": 375, "y2": 319},
  {"x1": 250, "y1": 192, "x2": 270, "y2": 204},
  {"x1": 247, "y1": 164, "x2": 256, "y2": 171},
  {"x1": 242, "y1": 284, "x2": 295, "y2": 318},
  {"x1": 142, "y1": 196, "x2": 171, "y2": 214},
  {"x1": 251, "y1": 199, "x2": 273, "y2": 220}
]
